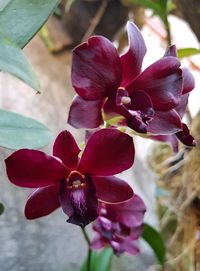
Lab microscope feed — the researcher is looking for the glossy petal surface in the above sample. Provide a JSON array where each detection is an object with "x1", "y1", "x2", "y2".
[
  {"x1": 72, "y1": 36, "x2": 122, "y2": 100},
  {"x1": 25, "y1": 184, "x2": 60, "y2": 219},
  {"x1": 175, "y1": 93, "x2": 188, "y2": 118},
  {"x1": 105, "y1": 195, "x2": 146, "y2": 228},
  {"x1": 182, "y1": 68, "x2": 195, "y2": 94},
  {"x1": 53, "y1": 130, "x2": 80, "y2": 170},
  {"x1": 128, "y1": 57, "x2": 182, "y2": 111},
  {"x1": 78, "y1": 129, "x2": 134, "y2": 176},
  {"x1": 148, "y1": 110, "x2": 182, "y2": 135},
  {"x1": 176, "y1": 123, "x2": 196, "y2": 147},
  {"x1": 130, "y1": 90, "x2": 153, "y2": 111},
  {"x1": 68, "y1": 95, "x2": 104, "y2": 129},
  {"x1": 121, "y1": 22, "x2": 146, "y2": 86},
  {"x1": 93, "y1": 176, "x2": 133, "y2": 203},
  {"x1": 5, "y1": 149, "x2": 67, "y2": 188}
]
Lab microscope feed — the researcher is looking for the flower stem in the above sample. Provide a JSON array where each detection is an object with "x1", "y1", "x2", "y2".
[
  {"x1": 81, "y1": 227, "x2": 92, "y2": 271},
  {"x1": 164, "y1": 14, "x2": 172, "y2": 46}
]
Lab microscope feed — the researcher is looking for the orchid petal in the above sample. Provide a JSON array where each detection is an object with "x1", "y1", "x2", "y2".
[
  {"x1": 150, "y1": 134, "x2": 179, "y2": 153},
  {"x1": 174, "y1": 93, "x2": 189, "y2": 119},
  {"x1": 53, "y1": 130, "x2": 80, "y2": 170},
  {"x1": 78, "y1": 129, "x2": 134, "y2": 176},
  {"x1": 130, "y1": 90, "x2": 153, "y2": 111},
  {"x1": 128, "y1": 57, "x2": 182, "y2": 111},
  {"x1": 68, "y1": 95, "x2": 104, "y2": 129},
  {"x1": 121, "y1": 239, "x2": 140, "y2": 255},
  {"x1": 182, "y1": 68, "x2": 195, "y2": 94},
  {"x1": 72, "y1": 36, "x2": 122, "y2": 100},
  {"x1": 148, "y1": 109, "x2": 182, "y2": 135},
  {"x1": 176, "y1": 123, "x2": 196, "y2": 147},
  {"x1": 121, "y1": 22, "x2": 147, "y2": 87},
  {"x1": 5, "y1": 149, "x2": 67, "y2": 188},
  {"x1": 93, "y1": 176, "x2": 133, "y2": 203},
  {"x1": 105, "y1": 195, "x2": 146, "y2": 228},
  {"x1": 25, "y1": 184, "x2": 60, "y2": 219}
]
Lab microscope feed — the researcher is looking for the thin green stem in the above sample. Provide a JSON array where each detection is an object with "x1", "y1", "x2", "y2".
[
  {"x1": 81, "y1": 227, "x2": 92, "y2": 271},
  {"x1": 164, "y1": 14, "x2": 172, "y2": 46}
]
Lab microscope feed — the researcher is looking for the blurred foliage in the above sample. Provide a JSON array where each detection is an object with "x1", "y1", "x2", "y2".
[
  {"x1": 123, "y1": 0, "x2": 172, "y2": 44},
  {"x1": 0, "y1": 32, "x2": 40, "y2": 92},
  {"x1": 0, "y1": 203, "x2": 4, "y2": 215},
  {"x1": 149, "y1": 113, "x2": 200, "y2": 270},
  {"x1": 0, "y1": 0, "x2": 60, "y2": 90},
  {"x1": 177, "y1": 48, "x2": 200, "y2": 59},
  {"x1": 81, "y1": 248, "x2": 113, "y2": 271},
  {"x1": 0, "y1": 0, "x2": 60, "y2": 48},
  {"x1": 142, "y1": 223, "x2": 166, "y2": 266},
  {"x1": 0, "y1": 109, "x2": 52, "y2": 150}
]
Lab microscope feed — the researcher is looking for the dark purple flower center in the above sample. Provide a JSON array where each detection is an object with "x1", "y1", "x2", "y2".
[{"x1": 59, "y1": 171, "x2": 98, "y2": 227}]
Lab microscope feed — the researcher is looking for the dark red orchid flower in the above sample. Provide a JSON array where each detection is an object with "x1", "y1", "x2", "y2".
[
  {"x1": 150, "y1": 45, "x2": 196, "y2": 152},
  {"x1": 5, "y1": 129, "x2": 134, "y2": 227},
  {"x1": 68, "y1": 21, "x2": 184, "y2": 135},
  {"x1": 91, "y1": 194, "x2": 146, "y2": 256}
]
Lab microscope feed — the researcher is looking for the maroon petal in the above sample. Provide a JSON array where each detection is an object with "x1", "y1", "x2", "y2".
[
  {"x1": 120, "y1": 238, "x2": 140, "y2": 255},
  {"x1": 174, "y1": 93, "x2": 189, "y2": 119},
  {"x1": 53, "y1": 130, "x2": 80, "y2": 170},
  {"x1": 164, "y1": 45, "x2": 177, "y2": 57},
  {"x1": 91, "y1": 235, "x2": 105, "y2": 250},
  {"x1": 164, "y1": 47, "x2": 195, "y2": 94},
  {"x1": 126, "y1": 112, "x2": 149, "y2": 133},
  {"x1": 120, "y1": 22, "x2": 146, "y2": 87},
  {"x1": 150, "y1": 134, "x2": 179, "y2": 153},
  {"x1": 72, "y1": 36, "x2": 122, "y2": 100},
  {"x1": 130, "y1": 90, "x2": 153, "y2": 112},
  {"x1": 128, "y1": 57, "x2": 182, "y2": 111},
  {"x1": 148, "y1": 109, "x2": 182, "y2": 135},
  {"x1": 68, "y1": 95, "x2": 104, "y2": 129},
  {"x1": 176, "y1": 123, "x2": 196, "y2": 147},
  {"x1": 93, "y1": 176, "x2": 133, "y2": 203},
  {"x1": 25, "y1": 184, "x2": 60, "y2": 219},
  {"x1": 5, "y1": 149, "x2": 67, "y2": 188},
  {"x1": 105, "y1": 195, "x2": 146, "y2": 228},
  {"x1": 78, "y1": 129, "x2": 134, "y2": 176},
  {"x1": 59, "y1": 176, "x2": 98, "y2": 227},
  {"x1": 182, "y1": 68, "x2": 195, "y2": 94}
]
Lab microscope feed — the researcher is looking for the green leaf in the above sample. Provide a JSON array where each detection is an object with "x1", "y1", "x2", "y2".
[
  {"x1": 0, "y1": 109, "x2": 52, "y2": 150},
  {"x1": 0, "y1": 33, "x2": 40, "y2": 91},
  {"x1": 177, "y1": 48, "x2": 200, "y2": 59},
  {"x1": 0, "y1": 202, "x2": 4, "y2": 215},
  {"x1": 142, "y1": 223, "x2": 166, "y2": 266},
  {"x1": 127, "y1": 0, "x2": 169, "y2": 24},
  {"x1": 0, "y1": 0, "x2": 60, "y2": 48},
  {"x1": 81, "y1": 248, "x2": 113, "y2": 271}
]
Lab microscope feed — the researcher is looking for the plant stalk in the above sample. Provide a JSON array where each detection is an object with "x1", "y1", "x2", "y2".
[{"x1": 81, "y1": 227, "x2": 92, "y2": 271}]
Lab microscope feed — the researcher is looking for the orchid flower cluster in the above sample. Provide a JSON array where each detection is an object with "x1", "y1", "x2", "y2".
[{"x1": 5, "y1": 22, "x2": 195, "y2": 258}]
